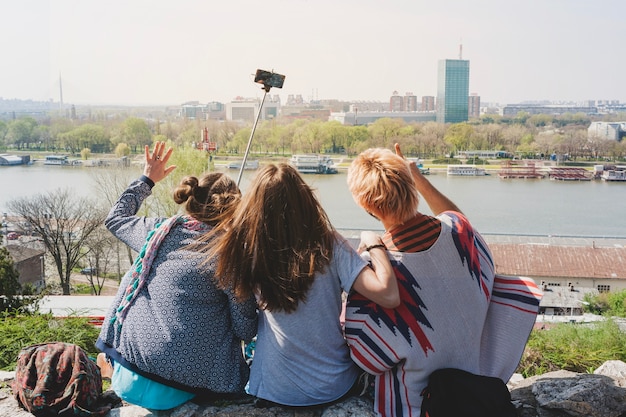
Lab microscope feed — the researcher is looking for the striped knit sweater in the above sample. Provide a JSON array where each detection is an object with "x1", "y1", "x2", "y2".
[{"x1": 345, "y1": 211, "x2": 542, "y2": 417}]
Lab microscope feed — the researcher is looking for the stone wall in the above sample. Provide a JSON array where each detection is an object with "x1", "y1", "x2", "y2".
[{"x1": 2, "y1": 360, "x2": 626, "y2": 417}]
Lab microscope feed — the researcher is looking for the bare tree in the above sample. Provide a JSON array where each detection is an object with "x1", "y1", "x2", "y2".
[
  {"x1": 91, "y1": 166, "x2": 139, "y2": 278},
  {"x1": 7, "y1": 189, "x2": 107, "y2": 295},
  {"x1": 82, "y1": 227, "x2": 119, "y2": 295}
]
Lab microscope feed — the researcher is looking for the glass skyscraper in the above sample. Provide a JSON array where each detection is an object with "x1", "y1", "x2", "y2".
[{"x1": 436, "y1": 59, "x2": 470, "y2": 124}]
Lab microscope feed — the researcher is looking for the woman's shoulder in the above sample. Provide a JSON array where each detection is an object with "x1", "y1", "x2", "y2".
[{"x1": 437, "y1": 210, "x2": 475, "y2": 232}]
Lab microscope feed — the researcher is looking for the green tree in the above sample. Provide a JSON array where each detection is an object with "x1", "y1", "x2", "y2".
[
  {"x1": 0, "y1": 121, "x2": 7, "y2": 149},
  {"x1": 417, "y1": 121, "x2": 448, "y2": 158},
  {"x1": 214, "y1": 121, "x2": 240, "y2": 152},
  {"x1": 475, "y1": 124, "x2": 504, "y2": 150},
  {"x1": 323, "y1": 121, "x2": 348, "y2": 154},
  {"x1": 47, "y1": 117, "x2": 75, "y2": 151},
  {"x1": 444, "y1": 123, "x2": 475, "y2": 153},
  {"x1": 368, "y1": 118, "x2": 406, "y2": 148},
  {"x1": 344, "y1": 125, "x2": 370, "y2": 156},
  {"x1": 0, "y1": 246, "x2": 21, "y2": 311},
  {"x1": 250, "y1": 120, "x2": 273, "y2": 154},
  {"x1": 229, "y1": 127, "x2": 251, "y2": 154},
  {"x1": 298, "y1": 121, "x2": 327, "y2": 154},
  {"x1": 605, "y1": 291, "x2": 626, "y2": 316},
  {"x1": 514, "y1": 111, "x2": 531, "y2": 125},
  {"x1": 117, "y1": 117, "x2": 152, "y2": 152},
  {"x1": 6, "y1": 117, "x2": 38, "y2": 150},
  {"x1": 526, "y1": 114, "x2": 553, "y2": 128},
  {"x1": 115, "y1": 142, "x2": 131, "y2": 157},
  {"x1": 58, "y1": 124, "x2": 110, "y2": 154},
  {"x1": 277, "y1": 120, "x2": 307, "y2": 155}
]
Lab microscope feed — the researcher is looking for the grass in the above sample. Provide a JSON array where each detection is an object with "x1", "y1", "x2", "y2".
[
  {"x1": 516, "y1": 319, "x2": 626, "y2": 377},
  {"x1": 1, "y1": 313, "x2": 625, "y2": 379},
  {"x1": 0, "y1": 313, "x2": 101, "y2": 370}
]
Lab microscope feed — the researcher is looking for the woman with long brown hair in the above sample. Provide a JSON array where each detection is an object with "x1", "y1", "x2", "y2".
[{"x1": 209, "y1": 162, "x2": 398, "y2": 407}]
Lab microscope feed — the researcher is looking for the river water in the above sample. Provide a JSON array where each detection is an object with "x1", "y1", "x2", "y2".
[{"x1": 2, "y1": 163, "x2": 626, "y2": 238}]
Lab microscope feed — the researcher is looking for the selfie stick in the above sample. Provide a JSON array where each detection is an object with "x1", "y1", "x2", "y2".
[
  {"x1": 236, "y1": 69, "x2": 285, "y2": 187},
  {"x1": 237, "y1": 91, "x2": 268, "y2": 187}
]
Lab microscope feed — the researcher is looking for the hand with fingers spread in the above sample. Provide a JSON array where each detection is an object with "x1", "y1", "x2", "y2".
[{"x1": 143, "y1": 141, "x2": 177, "y2": 184}]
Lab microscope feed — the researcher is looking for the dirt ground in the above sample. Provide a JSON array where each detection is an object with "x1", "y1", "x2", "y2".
[{"x1": 69, "y1": 273, "x2": 120, "y2": 296}]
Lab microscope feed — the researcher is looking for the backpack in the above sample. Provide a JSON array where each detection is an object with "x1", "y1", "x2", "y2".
[
  {"x1": 13, "y1": 342, "x2": 113, "y2": 417},
  {"x1": 420, "y1": 368, "x2": 516, "y2": 417}
]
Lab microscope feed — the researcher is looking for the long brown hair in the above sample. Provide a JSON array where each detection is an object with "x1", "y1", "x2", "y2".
[
  {"x1": 211, "y1": 163, "x2": 335, "y2": 312},
  {"x1": 173, "y1": 172, "x2": 240, "y2": 226}
]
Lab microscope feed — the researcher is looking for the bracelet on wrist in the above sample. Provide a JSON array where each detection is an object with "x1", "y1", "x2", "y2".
[{"x1": 365, "y1": 243, "x2": 386, "y2": 252}]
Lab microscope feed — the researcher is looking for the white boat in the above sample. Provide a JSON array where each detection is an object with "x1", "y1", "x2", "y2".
[
  {"x1": 44, "y1": 155, "x2": 82, "y2": 166},
  {"x1": 290, "y1": 155, "x2": 337, "y2": 174},
  {"x1": 601, "y1": 169, "x2": 626, "y2": 182},
  {"x1": 447, "y1": 165, "x2": 486, "y2": 176},
  {"x1": 227, "y1": 160, "x2": 259, "y2": 170}
]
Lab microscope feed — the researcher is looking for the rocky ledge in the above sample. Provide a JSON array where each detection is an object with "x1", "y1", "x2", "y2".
[{"x1": 2, "y1": 360, "x2": 626, "y2": 417}]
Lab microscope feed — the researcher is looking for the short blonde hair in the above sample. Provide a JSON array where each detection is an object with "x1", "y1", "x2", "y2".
[{"x1": 347, "y1": 148, "x2": 418, "y2": 224}]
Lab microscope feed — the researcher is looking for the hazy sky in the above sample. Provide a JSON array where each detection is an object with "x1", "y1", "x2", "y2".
[{"x1": 2, "y1": 0, "x2": 624, "y2": 106}]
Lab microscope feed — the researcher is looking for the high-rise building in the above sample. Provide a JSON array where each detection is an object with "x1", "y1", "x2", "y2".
[
  {"x1": 404, "y1": 92, "x2": 418, "y2": 111},
  {"x1": 390, "y1": 91, "x2": 404, "y2": 111},
  {"x1": 436, "y1": 59, "x2": 470, "y2": 123},
  {"x1": 468, "y1": 93, "x2": 481, "y2": 119},
  {"x1": 421, "y1": 96, "x2": 435, "y2": 112},
  {"x1": 390, "y1": 91, "x2": 419, "y2": 111}
]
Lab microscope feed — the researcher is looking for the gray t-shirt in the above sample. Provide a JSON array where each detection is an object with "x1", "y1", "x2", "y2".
[{"x1": 247, "y1": 233, "x2": 367, "y2": 406}]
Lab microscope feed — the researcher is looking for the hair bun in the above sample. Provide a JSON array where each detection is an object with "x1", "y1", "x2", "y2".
[
  {"x1": 173, "y1": 176, "x2": 199, "y2": 204},
  {"x1": 182, "y1": 176, "x2": 199, "y2": 189}
]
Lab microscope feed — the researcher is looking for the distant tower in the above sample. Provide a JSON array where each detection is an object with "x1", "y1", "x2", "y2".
[
  {"x1": 59, "y1": 73, "x2": 64, "y2": 110},
  {"x1": 436, "y1": 57, "x2": 470, "y2": 124}
]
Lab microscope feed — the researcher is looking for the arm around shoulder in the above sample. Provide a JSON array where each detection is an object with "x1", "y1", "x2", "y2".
[{"x1": 352, "y1": 245, "x2": 399, "y2": 309}]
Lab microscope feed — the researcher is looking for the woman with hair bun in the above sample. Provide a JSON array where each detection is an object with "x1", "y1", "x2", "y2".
[{"x1": 96, "y1": 141, "x2": 257, "y2": 410}]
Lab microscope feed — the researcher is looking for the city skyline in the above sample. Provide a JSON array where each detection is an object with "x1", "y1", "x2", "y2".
[{"x1": 1, "y1": 0, "x2": 624, "y2": 107}]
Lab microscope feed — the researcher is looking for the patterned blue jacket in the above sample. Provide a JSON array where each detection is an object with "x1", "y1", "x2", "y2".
[{"x1": 96, "y1": 178, "x2": 258, "y2": 395}]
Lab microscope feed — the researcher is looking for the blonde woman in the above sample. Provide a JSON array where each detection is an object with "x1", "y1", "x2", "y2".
[{"x1": 344, "y1": 144, "x2": 540, "y2": 417}]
